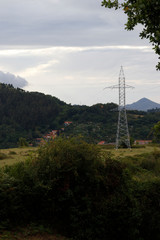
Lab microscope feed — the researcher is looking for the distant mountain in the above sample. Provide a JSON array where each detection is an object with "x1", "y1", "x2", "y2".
[{"x1": 126, "y1": 98, "x2": 160, "y2": 111}]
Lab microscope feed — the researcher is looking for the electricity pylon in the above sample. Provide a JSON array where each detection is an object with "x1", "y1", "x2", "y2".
[{"x1": 104, "y1": 66, "x2": 134, "y2": 149}]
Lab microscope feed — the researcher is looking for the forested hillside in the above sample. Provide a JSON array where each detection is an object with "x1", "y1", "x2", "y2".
[
  {"x1": 0, "y1": 83, "x2": 160, "y2": 148},
  {"x1": 63, "y1": 105, "x2": 160, "y2": 143},
  {"x1": 0, "y1": 83, "x2": 69, "y2": 148}
]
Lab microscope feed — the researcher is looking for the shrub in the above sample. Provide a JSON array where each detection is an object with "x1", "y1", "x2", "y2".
[
  {"x1": 136, "y1": 180, "x2": 160, "y2": 240},
  {"x1": 0, "y1": 153, "x2": 8, "y2": 160},
  {"x1": 0, "y1": 137, "x2": 153, "y2": 239},
  {"x1": 140, "y1": 149, "x2": 160, "y2": 173},
  {"x1": 18, "y1": 137, "x2": 29, "y2": 147},
  {"x1": 21, "y1": 137, "x2": 140, "y2": 239},
  {"x1": 8, "y1": 151, "x2": 16, "y2": 155}
]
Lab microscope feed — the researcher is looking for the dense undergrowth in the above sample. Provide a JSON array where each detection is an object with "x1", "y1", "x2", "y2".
[
  {"x1": 0, "y1": 138, "x2": 160, "y2": 240},
  {"x1": 118, "y1": 147, "x2": 160, "y2": 181}
]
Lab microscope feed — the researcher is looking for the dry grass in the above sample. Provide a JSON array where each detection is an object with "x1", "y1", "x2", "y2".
[
  {"x1": 0, "y1": 232, "x2": 69, "y2": 240},
  {"x1": 103, "y1": 145, "x2": 159, "y2": 158},
  {"x1": 0, "y1": 147, "x2": 37, "y2": 167},
  {"x1": 0, "y1": 226, "x2": 70, "y2": 240},
  {"x1": 0, "y1": 145, "x2": 159, "y2": 168}
]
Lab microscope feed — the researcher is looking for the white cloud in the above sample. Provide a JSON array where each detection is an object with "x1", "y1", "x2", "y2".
[
  {"x1": 19, "y1": 60, "x2": 59, "y2": 77},
  {"x1": 0, "y1": 45, "x2": 152, "y2": 57},
  {"x1": 0, "y1": 71, "x2": 28, "y2": 88}
]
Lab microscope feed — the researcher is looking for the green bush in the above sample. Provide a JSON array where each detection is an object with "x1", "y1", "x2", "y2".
[
  {"x1": 0, "y1": 138, "x2": 139, "y2": 239},
  {"x1": 18, "y1": 137, "x2": 29, "y2": 147},
  {"x1": 135, "y1": 181, "x2": 160, "y2": 240},
  {"x1": 8, "y1": 151, "x2": 16, "y2": 155},
  {"x1": 1, "y1": 137, "x2": 160, "y2": 239},
  {"x1": 0, "y1": 153, "x2": 8, "y2": 160},
  {"x1": 140, "y1": 149, "x2": 160, "y2": 174}
]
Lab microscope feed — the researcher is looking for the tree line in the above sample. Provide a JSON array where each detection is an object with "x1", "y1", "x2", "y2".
[{"x1": 0, "y1": 83, "x2": 159, "y2": 148}]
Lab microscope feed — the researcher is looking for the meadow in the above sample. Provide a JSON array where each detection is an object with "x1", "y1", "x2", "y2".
[
  {"x1": 1, "y1": 144, "x2": 160, "y2": 184},
  {"x1": 0, "y1": 147, "x2": 37, "y2": 167},
  {"x1": 102, "y1": 144, "x2": 160, "y2": 182},
  {"x1": 0, "y1": 144, "x2": 158, "y2": 167},
  {"x1": 102, "y1": 144, "x2": 158, "y2": 157},
  {"x1": 0, "y1": 142, "x2": 160, "y2": 240}
]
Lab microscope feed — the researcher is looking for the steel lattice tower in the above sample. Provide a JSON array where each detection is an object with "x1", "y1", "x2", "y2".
[{"x1": 105, "y1": 66, "x2": 133, "y2": 149}]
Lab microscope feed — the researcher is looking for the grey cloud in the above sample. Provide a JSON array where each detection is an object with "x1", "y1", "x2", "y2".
[
  {"x1": 0, "y1": 0, "x2": 157, "y2": 106},
  {"x1": 0, "y1": 71, "x2": 28, "y2": 88},
  {"x1": 0, "y1": 0, "x2": 146, "y2": 47},
  {"x1": 26, "y1": 46, "x2": 158, "y2": 105}
]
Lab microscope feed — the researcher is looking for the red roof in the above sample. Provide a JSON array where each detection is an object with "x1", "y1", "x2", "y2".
[
  {"x1": 98, "y1": 141, "x2": 105, "y2": 145},
  {"x1": 134, "y1": 140, "x2": 152, "y2": 145}
]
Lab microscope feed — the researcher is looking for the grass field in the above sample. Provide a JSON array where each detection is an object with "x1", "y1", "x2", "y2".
[
  {"x1": 0, "y1": 145, "x2": 160, "y2": 168},
  {"x1": 0, "y1": 228, "x2": 70, "y2": 240},
  {"x1": 101, "y1": 144, "x2": 160, "y2": 182},
  {"x1": 0, "y1": 233, "x2": 68, "y2": 240},
  {"x1": 0, "y1": 147, "x2": 37, "y2": 167},
  {"x1": 0, "y1": 144, "x2": 160, "y2": 239},
  {"x1": 102, "y1": 145, "x2": 160, "y2": 158}
]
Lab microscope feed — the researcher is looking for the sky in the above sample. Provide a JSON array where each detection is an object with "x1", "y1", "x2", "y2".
[{"x1": 0, "y1": 0, "x2": 159, "y2": 106}]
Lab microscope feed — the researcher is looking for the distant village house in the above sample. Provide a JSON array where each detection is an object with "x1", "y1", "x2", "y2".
[
  {"x1": 134, "y1": 140, "x2": 152, "y2": 145},
  {"x1": 36, "y1": 130, "x2": 59, "y2": 145},
  {"x1": 64, "y1": 121, "x2": 72, "y2": 126},
  {"x1": 97, "y1": 141, "x2": 106, "y2": 145}
]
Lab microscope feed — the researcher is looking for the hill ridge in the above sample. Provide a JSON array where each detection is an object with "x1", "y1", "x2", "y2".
[{"x1": 126, "y1": 97, "x2": 160, "y2": 111}]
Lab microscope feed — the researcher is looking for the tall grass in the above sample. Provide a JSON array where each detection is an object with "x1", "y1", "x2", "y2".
[{"x1": 118, "y1": 148, "x2": 160, "y2": 181}]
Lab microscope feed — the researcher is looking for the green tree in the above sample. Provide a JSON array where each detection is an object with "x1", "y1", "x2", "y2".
[
  {"x1": 101, "y1": 0, "x2": 160, "y2": 69},
  {"x1": 18, "y1": 137, "x2": 29, "y2": 147},
  {"x1": 153, "y1": 121, "x2": 160, "y2": 143}
]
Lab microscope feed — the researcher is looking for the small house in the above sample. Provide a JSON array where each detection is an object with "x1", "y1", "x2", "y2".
[{"x1": 134, "y1": 140, "x2": 152, "y2": 145}]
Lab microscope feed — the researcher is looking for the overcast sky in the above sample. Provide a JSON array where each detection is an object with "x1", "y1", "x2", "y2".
[{"x1": 0, "y1": 0, "x2": 159, "y2": 106}]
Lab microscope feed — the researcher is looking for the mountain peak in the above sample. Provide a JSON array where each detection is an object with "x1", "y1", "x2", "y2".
[{"x1": 126, "y1": 98, "x2": 160, "y2": 111}]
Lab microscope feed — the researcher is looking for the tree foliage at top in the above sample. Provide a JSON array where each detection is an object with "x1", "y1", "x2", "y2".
[{"x1": 101, "y1": 0, "x2": 160, "y2": 70}]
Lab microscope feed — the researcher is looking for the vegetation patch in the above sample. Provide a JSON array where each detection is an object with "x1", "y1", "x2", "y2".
[
  {"x1": 0, "y1": 147, "x2": 37, "y2": 167},
  {"x1": 0, "y1": 139, "x2": 160, "y2": 239},
  {"x1": 0, "y1": 83, "x2": 160, "y2": 148},
  {"x1": 0, "y1": 226, "x2": 70, "y2": 240},
  {"x1": 8, "y1": 151, "x2": 17, "y2": 155},
  {"x1": 0, "y1": 152, "x2": 8, "y2": 160}
]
